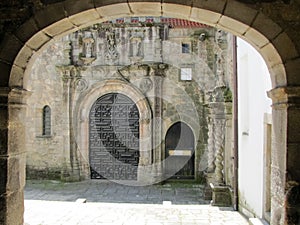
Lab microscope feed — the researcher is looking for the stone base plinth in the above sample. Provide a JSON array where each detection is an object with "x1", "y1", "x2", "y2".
[
  {"x1": 203, "y1": 172, "x2": 214, "y2": 200},
  {"x1": 210, "y1": 183, "x2": 232, "y2": 207}
]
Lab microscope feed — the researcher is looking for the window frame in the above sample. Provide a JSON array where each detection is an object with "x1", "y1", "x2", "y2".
[
  {"x1": 181, "y1": 42, "x2": 190, "y2": 54},
  {"x1": 180, "y1": 67, "x2": 193, "y2": 81},
  {"x1": 42, "y1": 105, "x2": 51, "y2": 136}
]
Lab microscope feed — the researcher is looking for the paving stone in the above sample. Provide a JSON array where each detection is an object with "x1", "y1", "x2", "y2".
[{"x1": 24, "y1": 180, "x2": 250, "y2": 225}]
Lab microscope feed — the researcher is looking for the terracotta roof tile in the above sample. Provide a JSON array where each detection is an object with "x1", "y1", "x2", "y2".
[{"x1": 104, "y1": 17, "x2": 210, "y2": 28}]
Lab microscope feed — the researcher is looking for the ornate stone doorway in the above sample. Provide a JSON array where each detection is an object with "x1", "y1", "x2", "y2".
[
  {"x1": 165, "y1": 122, "x2": 195, "y2": 179},
  {"x1": 89, "y1": 93, "x2": 140, "y2": 180}
]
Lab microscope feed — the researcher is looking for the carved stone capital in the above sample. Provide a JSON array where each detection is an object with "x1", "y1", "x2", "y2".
[
  {"x1": 267, "y1": 86, "x2": 300, "y2": 109},
  {"x1": 56, "y1": 65, "x2": 82, "y2": 82},
  {"x1": 150, "y1": 63, "x2": 168, "y2": 77}
]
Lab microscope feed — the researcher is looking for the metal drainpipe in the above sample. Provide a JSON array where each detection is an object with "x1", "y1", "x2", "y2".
[{"x1": 232, "y1": 35, "x2": 239, "y2": 211}]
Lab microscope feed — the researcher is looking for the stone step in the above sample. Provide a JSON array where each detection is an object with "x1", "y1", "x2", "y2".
[{"x1": 249, "y1": 218, "x2": 269, "y2": 225}]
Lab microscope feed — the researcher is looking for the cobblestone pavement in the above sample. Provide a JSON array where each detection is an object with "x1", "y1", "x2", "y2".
[{"x1": 24, "y1": 180, "x2": 250, "y2": 225}]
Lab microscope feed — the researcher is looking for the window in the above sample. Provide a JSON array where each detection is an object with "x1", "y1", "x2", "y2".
[
  {"x1": 42, "y1": 106, "x2": 51, "y2": 136},
  {"x1": 182, "y1": 43, "x2": 190, "y2": 53},
  {"x1": 180, "y1": 68, "x2": 192, "y2": 81}
]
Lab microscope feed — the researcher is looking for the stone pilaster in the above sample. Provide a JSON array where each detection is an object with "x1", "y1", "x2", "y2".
[
  {"x1": 0, "y1": 87, "x2": 30, "y2": 225},
  {"x1": 149, "y1": 63, "x2": 167, "y2": 181},
  {"x1": 58, "y1": 66, "x2": 82, "y2": 181},
  {"x1": 224, "y1": 102, "x2": 234, "y2": 187},
  {"x1": 0, "y1": 88, "x2": 9, "y2": 225},
  {"x1": 267, "y1": 86, "x2": 300, "y2": 225}
]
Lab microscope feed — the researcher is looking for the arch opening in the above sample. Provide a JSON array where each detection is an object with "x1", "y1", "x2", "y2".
[
  {"x1": 2, "y1": 2, "x2": 299, "y2": 225},
  {"x1": 164, "y1": 122, "x2": 195, "y2": 180},
  {"x1": 89, "y1": 93, "x2": 140, "y2": 180}
]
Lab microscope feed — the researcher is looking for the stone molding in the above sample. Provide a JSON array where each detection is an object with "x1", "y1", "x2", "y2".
[
  {"x1": 74, "y1": 79, "x2": 153, "y2": 183},
  {"x1": 8, "y1": 88, "x2": 31, "y2": 106},
  {"x1": 267, "y1": 86, "x2": 300, "y2": 108}
]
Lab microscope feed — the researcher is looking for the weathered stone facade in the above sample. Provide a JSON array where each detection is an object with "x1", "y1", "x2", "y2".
[{"x1": 24, "y1": 18, "x2": 234, "y2": 185}]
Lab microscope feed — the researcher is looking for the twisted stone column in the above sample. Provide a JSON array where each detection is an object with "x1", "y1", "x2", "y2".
[
  {"x1": 214, "y1": 119, "x2": 225, "y2": 184},
  {"x1": 207, "y1": 117, "x2": 215, "y2": 172}
]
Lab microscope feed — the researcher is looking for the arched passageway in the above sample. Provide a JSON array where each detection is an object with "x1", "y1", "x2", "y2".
[
  {"x1": 165, "y1": 122, "x2": 195, "y2": 179},
  {"x1": 0, "y1": 1, "x2": 299, "y2": 225}
]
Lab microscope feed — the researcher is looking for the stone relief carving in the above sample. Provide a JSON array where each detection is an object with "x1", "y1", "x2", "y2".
[
  {"x1": 129, "y1": 29, "x2": 144, "y2": 63},
  {"x1": 139, "y1": 77, "x2": 153, "y2": 93},
  {"x1": 75, "y1": 78, "x2": 88, "y2": 92},
  {"x1": 105, "y1": 30, "x2": 119, "y2": 64},
  {"x1": 55, "y1": 19, "x2": 233, "y2": 188},
  {"x1": 66, "y1": 23, "x2": 163, "y2": 67},
  {"x1": 214, "y1": 29, "x2": 228, "y2": 87},
  {"x1": 81, "y1": 31, "x2": 96, "y2": 65}
]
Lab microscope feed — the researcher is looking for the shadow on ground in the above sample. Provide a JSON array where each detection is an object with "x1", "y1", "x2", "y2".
[{"x1": 25, "y1": 179, "x2": 210, "y2": 205}]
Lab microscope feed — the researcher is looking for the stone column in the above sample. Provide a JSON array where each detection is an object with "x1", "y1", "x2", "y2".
[
  {"x1": 207, "y1": 100, "x2": 232, "y2": 207},
  {"x1": 58, "y1": 66, "x2": 81, "y2": 181},
  {"x1": 224, "y1": 102, "x2": 234, "y2": 187},
  {"x1": 206, "y1": 115, "x2": 215, "y2": 173},
  {"x1": 268, "y1": 86, "x2": 300, "y2": 225},
  {"x1": 214, "y1": 119, "x2": 225, "y2": 184},
  {"x1": 0, "y1": 88, "x2": 29, "y2": 225},
  {"x1": 149, "y1": 63, "x2": 167, "y2": 181},
  {"x1": 210, "y1": 102, "x2": 226, "y2": 185}
]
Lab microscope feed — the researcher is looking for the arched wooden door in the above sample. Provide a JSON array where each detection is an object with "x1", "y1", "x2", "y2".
[
  {"x1": 89, "y1": 93, "x2": 139, "y2": 180},
  {"x1": 165, "y1": 122, "x2": 195, "y2": 179}
]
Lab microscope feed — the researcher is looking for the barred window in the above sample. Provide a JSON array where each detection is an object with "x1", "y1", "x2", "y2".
[
  {"x1": 42, "y1": 106, "x2": 51, "y2": 136},
  {"x1": 182, "y1": 43, "x2": 190, "y2": 53}
]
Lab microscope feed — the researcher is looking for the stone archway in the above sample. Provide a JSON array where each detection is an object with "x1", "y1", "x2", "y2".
[
  {"x1": 164, "y1": 122, "x2": 195, "y2": 179},
  {"x1": 74, "y1": 79, "x2": 152, "y2": 184},
  {"x1": 0, "y1": 1, "x2": 299, "y2": 225},
  {"x1": 89, "y1": 93, "x2": 140, "y2": 180}
]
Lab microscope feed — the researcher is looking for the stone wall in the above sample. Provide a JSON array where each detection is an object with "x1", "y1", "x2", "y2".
[{"x1": 25, "y1": 40, "x2": 69, "y2": 180}]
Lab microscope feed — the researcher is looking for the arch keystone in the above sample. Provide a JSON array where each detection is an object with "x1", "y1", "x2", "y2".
[
  {"x1": 260, "y1": 43, "x2": 283, "y2": 68},
  {"x1": 129, "y1": 2, "x2": 162, "y2": 17},
  {"x1": 162, "y1": 3, "x2": 192, "y2": 20},
  {"x1": 190, "y1": 7, "x2": 221, "y2": 26},
  {"x1": 96, "y1": 3, "x2": 132, "y2": 19},
  {"x1": 218, "y1": 16, "x2": 249, "y2": 36},
  {"x1": 9, "y1": 66, "x2": 25, "y2": 88},
  {"x1": 26, "y1": 32, "x2": 51, "y2": 51},
  {"x1": 13, "y1": 46, "x2": 33, "y2": 70},
  {"x1": 68, "y1": 9, "x2": 101, "y2": 27},
  {"x1": 43, "y1": 18, "x2": 76, "y2": 37},
  {"x1": 243, "y1": 28, "x2": 269, "y2": 49}
]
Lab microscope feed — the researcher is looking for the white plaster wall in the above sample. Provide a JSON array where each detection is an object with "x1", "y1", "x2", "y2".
[{"x1": 237, "y1": 38, "x2": 272, "y2": 217}]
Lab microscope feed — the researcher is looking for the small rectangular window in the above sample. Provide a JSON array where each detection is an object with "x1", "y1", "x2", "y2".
[
  {"x1": 182, "y1": 43, "x2": 190, "y2": 53},
  {"x1": 180, "y1": 68, "x2": 192, "y2": 81}
]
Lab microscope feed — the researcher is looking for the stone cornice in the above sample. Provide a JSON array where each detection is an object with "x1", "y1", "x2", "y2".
[
  {"x1": 267, "y1": 86, "x2": 300, "y2": 108},
  {"x1": 8, "y1": 87, "x2": 31, "y2": 106}
]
